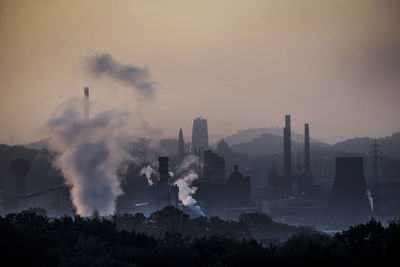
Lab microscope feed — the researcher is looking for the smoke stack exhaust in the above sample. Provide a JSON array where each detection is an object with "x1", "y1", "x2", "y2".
[{"x1": 84, "y1": 87, "x2": 89, "y2": 117}]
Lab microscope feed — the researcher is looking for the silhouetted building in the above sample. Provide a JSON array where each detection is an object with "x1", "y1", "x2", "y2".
[
  {"x1": 283, "y1": 115, "x2": 291, "y2": 177},
  {"x1": 297, "y1": 123, "x2": 313, "y2": 192},
  {"x1": 10, "y1": 159, "x2": 31, "y2": 196},
  {"x1": 226, "y1": 165, "x2": 251, "y2": 205},
  {"x1": 156, "y1": 157, "x2": 171, "y2": 208},
  {"x1": 178, "y1": 128, "x2": 185, "y2": 159},
  {"x1": 329, "y1": 157, "x2": 371, "y2": 217},
  {"x1": 191, "y1": 117, "x2": 209, "y2": 154},
  {"x1": 216, "y1": 139, "x2": 230, "y2": 156},
  {"x1": 154, "y1": 157, "x2": 178, "y2": 210},
  {"x1": 84, "y1": 86, "x2": 89, "y2": 117},
  {"x1": 304, "y1": 123, "x2": 311, "y2": 175},
  {"x1": 203, "y1": 150, "x2": 225, "y2": 183}
]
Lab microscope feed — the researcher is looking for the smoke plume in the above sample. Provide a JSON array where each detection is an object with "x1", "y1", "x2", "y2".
[
  {"x1": 87, "y1": 53, "x2": 155, "y2": 94},
  {"x1": 174, "y1": 155, "x2": 204, "y2": 216},
  {"x1": 366, "y1": 189, "x2": 374, "y2": 212},
  {"x1": 140, "y1": 165, "x2": 157, "y2": 185},
  {"x1": 47, "y1": 99, "x2": 132, "y2": 216}
]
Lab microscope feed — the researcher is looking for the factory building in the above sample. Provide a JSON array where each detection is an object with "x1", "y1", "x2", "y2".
[{"x1": 191, "y1": 117, "x2": 209, "y2": 155}]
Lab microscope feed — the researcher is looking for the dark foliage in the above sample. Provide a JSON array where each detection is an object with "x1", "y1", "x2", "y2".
[{"x1": 0, "y1": 208, "x2": 399, "y2": 266}]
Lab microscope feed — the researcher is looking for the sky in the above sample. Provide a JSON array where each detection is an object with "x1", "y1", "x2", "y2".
[{"x1": 0, "y1": 0, "x2": 399, "y2": 145}]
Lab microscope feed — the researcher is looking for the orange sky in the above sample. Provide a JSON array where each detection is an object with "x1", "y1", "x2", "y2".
[{"x1": 1, "y1": 0, "x2": 399, "y2": 144}]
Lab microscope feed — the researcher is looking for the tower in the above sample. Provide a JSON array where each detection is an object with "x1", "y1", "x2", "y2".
[
  {"x1": 304, "y1": 123, "x2": 311, "y2": 175},
  {"x1": 178, "y1": 128, "x2": 185, "y2": 159},
  {"x1": 84, "y1": 87, "x2": 89, "y2": 117},
  {"x1": 371, "y1": 139, "x2": 380, "y2": 192},
  {"x1": 157, "y1": 157, "x2": 171, "y2": 208},
  {"x1": 283, "y1": 114, "x2": 292, "y2": 177},
  {"x1": 370, "y1": 139, "x2": 382, "y2": 213},
  {"x1": 191, "y1": 117, "x2": 209, "y2": 155},
  {"x1": 329, "y1": 157, "x2": 371, "y2": 217}
]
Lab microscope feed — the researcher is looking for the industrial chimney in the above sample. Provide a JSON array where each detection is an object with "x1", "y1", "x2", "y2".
[
  {"x1": 283, "y1": 114, "x2": 292, "y2": 177},
  {"x1": 157, "y1": 157, "x2": 171, "y2": 208},
  {"x1": 304, "y1": 123, "x2": 311, "y2": 176},
  {"x1": 178, "y1": 128, "x2": 185, "y2": 160},
  {"x1": 84, "y1": 87, "x2": 89, "y2": 117}
]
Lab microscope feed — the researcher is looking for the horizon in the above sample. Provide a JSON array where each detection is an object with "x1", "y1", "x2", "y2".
[{"x1": 1, "y1": 0, "x2": 400, "y2": 145}]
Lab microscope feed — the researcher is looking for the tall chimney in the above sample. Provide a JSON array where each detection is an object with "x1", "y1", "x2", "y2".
[
  {"x1": 178, "y1": 128, "x2": 185, "y2": 159},
  {"x1": 84, "y1": 87, "x2": 89, "y2": 117},
  {"x1": 157, "y1": 156, "x2": 171, "y2": 208},
  {"x1": 158, "y1": 156, "x2": 169, "y2": 183},
  {"x1": 304, "y1": 123, "x2": 311, "y2": 175},
  {"x1": 283, "y1": 114, "x2": 292, "y2": 177}
]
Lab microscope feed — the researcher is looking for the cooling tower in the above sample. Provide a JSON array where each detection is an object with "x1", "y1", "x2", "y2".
[
  {"x1": 329, "y1": 157, "x2": 371, "y2": 217},
  {"x1": 191, "y1": 117, "x2": 209, "y2": 154}
]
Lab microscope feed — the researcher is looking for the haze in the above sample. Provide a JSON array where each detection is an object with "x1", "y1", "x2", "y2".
[{"x1": 1, "y1": 0, "x2": 399, "y2": 145}]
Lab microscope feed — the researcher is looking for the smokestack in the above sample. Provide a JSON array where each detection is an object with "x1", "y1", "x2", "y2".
[
  {"x1": 304, "y1": 123, "x2": 311, "y2": 175},
  {"x1": 283, "y1": 114, "x2": 292, "y2": 177},
  {"x1": 84, "y1": 87, "x2": 89, "y2": 117},
  {"x1": 157, "y1": 156, "x2": 171, "y2": 208},
  {"x1": 158, "y1": 156, "x2": 169, "y2": 183},
  {"x1": 178, "y1": 128, "x2": 185, "y2": 159}
]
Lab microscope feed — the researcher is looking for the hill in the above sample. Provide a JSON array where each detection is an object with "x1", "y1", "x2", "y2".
[
  {"x1": 331, "y1": 132, "x2": 400, "y2": 158},
  {"x1": 221, "y1": 127, "x2": 327, "y2": 146}
]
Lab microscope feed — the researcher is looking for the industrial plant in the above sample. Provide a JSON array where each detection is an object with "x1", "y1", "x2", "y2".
[{"x1": 0, "y1": 87, "x2": 394, "y2": 230}]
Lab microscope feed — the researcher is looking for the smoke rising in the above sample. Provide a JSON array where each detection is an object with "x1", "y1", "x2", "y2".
[
  {"x1": 366, "y1": 189, "x2": 374, "y2": 212},
  {"x1": 174, "y1": 155, "x2": 204, "y2": 216},
  {"x1": 47, "y1": 98, "x2": 132, "y2": 216},
  {"x1": 87, "y1": 53, "x2": 155, "y2": 94},
  {"x1": 140, "y1": 165, "x2": 157, "y2": 186}
]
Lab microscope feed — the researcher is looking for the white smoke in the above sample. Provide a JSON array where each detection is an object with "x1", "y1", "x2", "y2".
[
  {"x1": 140, "y1": 165, "x2": 157, "y2": 185},
  {"x1": 47, "y1": 99, "x2": 132, "y2": 216},
  {"x1": 366, "y1": 189, "x2": 374, "y2": 212},
  {"x1": 174, "y1": 155, "x2": 204, "y2": 216}
]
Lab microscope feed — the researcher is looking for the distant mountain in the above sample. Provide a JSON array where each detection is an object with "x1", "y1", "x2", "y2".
[
  {"x1": 220, "y1": 127, "x2": 327, "y2": 146},
  {"x1": 230, "y1": 133, "x2": 327, "y2": 156},
  {"x1": 331, "y1": 132, "x2": 400, "y2": 158}
]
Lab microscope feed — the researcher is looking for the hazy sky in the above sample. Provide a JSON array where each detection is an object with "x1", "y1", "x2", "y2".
[{"x1": 1, "y1": 0, "x2": 399, "y2": 144}]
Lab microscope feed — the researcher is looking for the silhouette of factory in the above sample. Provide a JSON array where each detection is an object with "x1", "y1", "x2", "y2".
[{"x1": 0, "y1": 87, "x2": 375, "y2": 223}]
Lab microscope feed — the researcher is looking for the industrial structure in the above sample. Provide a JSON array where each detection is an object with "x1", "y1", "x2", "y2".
[
  {"x1": 191, "y1": 117, "x2": 209, "y2": 155},
  {"x1": 84, "y1": 86, "x2": 89, "y2": 117},
  {"x1": 178, "y1": 128, "x2": 185, "y2": 160},
  {"x1": 329, "y1": 157, "x2": 371, "y2": 217}
]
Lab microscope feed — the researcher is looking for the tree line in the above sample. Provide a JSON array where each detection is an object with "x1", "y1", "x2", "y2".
[{"x1": 0, "y1": 207, "x2": 399, "y2": 266}]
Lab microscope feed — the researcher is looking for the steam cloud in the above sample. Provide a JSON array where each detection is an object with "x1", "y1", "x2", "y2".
[
  {"x1": 87, "y1": 53, "x2": 155, "y2": 94},
  {"x1": 366, "y1": 189, "x2": 374, "y2": 212},
  {"x1": 140, "y1": 165, "x2": 157, "y2": 185},
  {"x1": 47, "y1": 99, "x2": 132, "y2": 216},
  {"x1": 174, "y1": 155, "x2": 204, "y2": 216}
]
